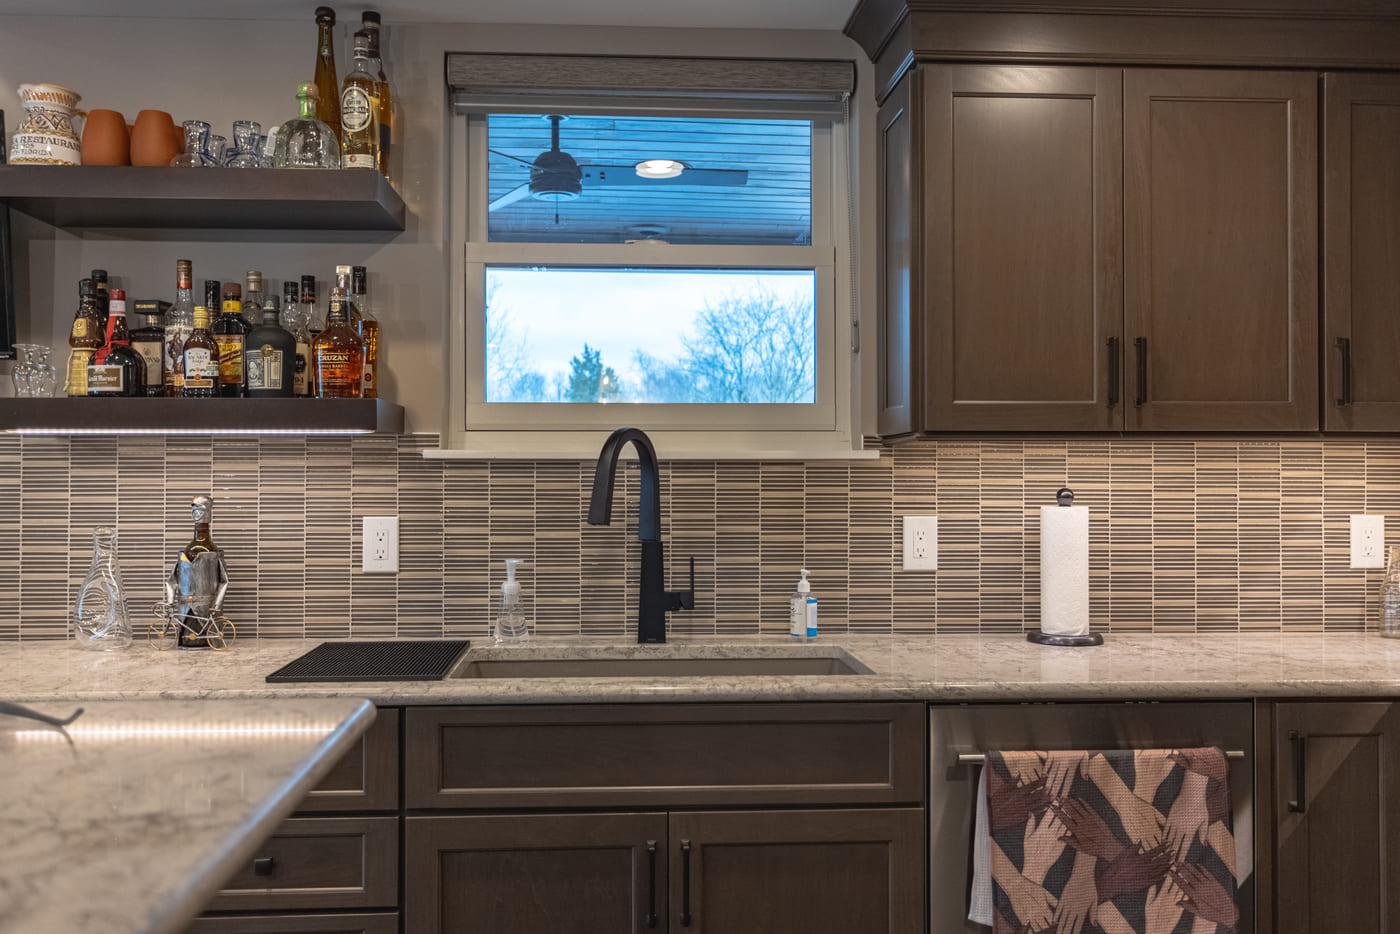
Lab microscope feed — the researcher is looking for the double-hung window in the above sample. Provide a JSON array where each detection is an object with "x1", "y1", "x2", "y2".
[{"x1": 443, "y1": 54, "x2": 860, "y2": 457}]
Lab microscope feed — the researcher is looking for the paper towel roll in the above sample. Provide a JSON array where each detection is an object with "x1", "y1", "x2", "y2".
[{"x1": 1040, "y1": 505, "x2": 1089, "y2": 636}]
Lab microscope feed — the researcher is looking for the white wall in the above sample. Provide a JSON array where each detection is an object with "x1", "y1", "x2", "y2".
[{"x1": 0, "y1": 15, "x2": 877, "y2": 436}]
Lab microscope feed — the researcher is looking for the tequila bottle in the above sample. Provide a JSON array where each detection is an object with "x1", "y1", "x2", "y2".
[
  {"x1": 340, "y1": 31, "x2": 379, "y2": 170},
  {"x1": 276, "y1": 83, "x2": 340, "y2": 169},
  {"x1": 312, "y1": 6, "x2": 341, "y2": 141},
  {"x1": 361, "y1": 10, "x2": 392, "y2": 179}
]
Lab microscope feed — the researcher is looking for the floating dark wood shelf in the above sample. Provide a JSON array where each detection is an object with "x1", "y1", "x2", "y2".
[
  {"x1": 0, "y1": 397, "x2": 404, "y2": 435},
  {"x1": 0, "y1": 166, "x2": 406, "y2": 230}
]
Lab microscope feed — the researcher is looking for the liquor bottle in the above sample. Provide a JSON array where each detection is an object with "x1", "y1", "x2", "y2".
[
  {"x1": 312, "y1": 7, "x2": 341, "y2": 142},
  {"x1": 177, "y1": 498, "x2": 222, "y2": 650},
  {"x1": 213, "y1": 283, "x2": 250, "y2": 397},
  {"x1": 361, "y1": 11, "x2": 392, "y2": 179},
  {"x1": 276, "y1": 83, "x2": 340, "y2": 169},
  {"x1": 90, "y1": 268, "x2": 110, "y2": 335},
  {"x1": 313, "y1": 265, "x2": 364, "y2": 397},
  {"x1": 352, "y1": 265, "x2": 379, "y2": 399},
  {"x1": 246, "y1": 295, "x2": 298, "y2": 398},
  {"x1": 66, "y1": 278, "x2": 104, "y2": 397},
  {"x1": 87, "y1": 290, "x2": 145, "y2": 397},
  {"x1": 340, "y1": 31, "x2": 379, "y2": 170},
  {"x1": 301, "y1": 275, "x2": 321, "y2": 396},
  {"x1": 242, "y1": 270, "x2": 265, "y2": 328},
  {"x1": 182, "y1": 305, "x2": 220, "y2": 398},
  {"x1": 164, "y1": 260, "x2": 195, "y2": 397},
  {"x1": 283, "y1": 280, "x2": 311, "y2": 398},
  {"x1": 130, "y1": 300, "x2": 168, "y2": 397}
]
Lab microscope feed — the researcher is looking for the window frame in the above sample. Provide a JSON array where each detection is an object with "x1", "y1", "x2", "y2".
[{"x1": 442, "y1": 73, "x2": 862, "y2": 459}]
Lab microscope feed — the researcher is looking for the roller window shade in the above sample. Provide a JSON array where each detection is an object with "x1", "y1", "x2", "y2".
[{"x1": 447, "y1": 53, "x2": 855, "y2": 118}]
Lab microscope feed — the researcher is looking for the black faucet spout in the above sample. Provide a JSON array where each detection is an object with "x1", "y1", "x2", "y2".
[{"x1": 587, "y1": 427, "x2": 692, "y2": 644}]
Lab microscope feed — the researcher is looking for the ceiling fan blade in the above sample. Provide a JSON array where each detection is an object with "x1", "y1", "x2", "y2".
[
  {"x1": 488, "y1": 183, "x2": 532, "y2": 212},
  {"x1": 488, "y1": 148, "x2": 536, "y2": 168},
  {"x1": 579, "y1": 166, "x2": 750, "y2": 187}
]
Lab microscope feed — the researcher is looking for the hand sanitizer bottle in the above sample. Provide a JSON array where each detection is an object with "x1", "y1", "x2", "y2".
[
  {"x1": 789, "y1": 569, "x2": 817, "y2": 642},
  {"x1": 494, "y1": 559, "x2": 528, "y2": 644}
]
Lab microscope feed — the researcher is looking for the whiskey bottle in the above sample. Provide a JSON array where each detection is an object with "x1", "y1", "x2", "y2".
[
  {"x1": 312, "y1": 7, "x2": 341, "y2": 142},
  {"x1": 352, "y1": 265, "x2": 379, "y2": 399},
  {"x1": 340, "y1": 31, "x2": 379, "y2": 170},
  {"x1": 283, "y1": 280, "x2": 311, "y2": 398},
  {"x1": 246, "y1": 295, "x2": 297, "y2": 398},
  {"x1": 213, "y1": 284, "x2": 250, "y2": 397},
  {"x1": 66, "y1": 278, "x2": 104, "y2": 397},
  {"x1": 87, "y1": 290, "x2": 145, "y2": 397},
  {"x1": 361, "y1": 11, "x2": 392, "y2": 179},
  {"x1": 130, "y1": 300, "x2": 168, "y2": 397},
  {"x1": 182, "y1": 305, "x2": 220, "y2": 398},
  {"x1": 163, "y1": 260, "x2": 195, "y2": 397},
  {"x1": 301, "y1": 275, "x2": 321, "y2": 397},
  {"x1": 313, "y1": 266, "x2": 365, "y2": 397},
  {"x1": 242, "y1": 270, "x2": 265, "y2": 327}
]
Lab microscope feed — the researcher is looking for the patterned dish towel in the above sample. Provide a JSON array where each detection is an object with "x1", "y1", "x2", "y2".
[{"x1": 976, "y1": 748, "x2": 1238, "y2": 934}]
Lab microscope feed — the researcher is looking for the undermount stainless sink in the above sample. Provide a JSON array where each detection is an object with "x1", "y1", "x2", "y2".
[{"x1": 450, "y1": 646, "x2": 873, "y2": 679}]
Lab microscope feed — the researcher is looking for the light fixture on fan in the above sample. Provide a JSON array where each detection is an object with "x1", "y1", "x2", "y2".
[{"x1": 635, "y1": 159, "x2": 685, "y2": 179}]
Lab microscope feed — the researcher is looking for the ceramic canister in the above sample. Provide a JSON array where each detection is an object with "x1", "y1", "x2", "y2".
[{"x1": 10, "y1": 84, "x2": 83, "y2": 165}]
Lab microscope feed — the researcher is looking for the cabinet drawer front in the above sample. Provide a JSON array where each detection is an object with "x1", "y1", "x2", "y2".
[
  {"x1": 297, "y1": 708, "x2": 399, "y2": 812},
  {"x1": 186, "y1": 913, "x2": 397, "y2": 934},
  {"x1": 406, "y1": 703, "x2": 926, "y2": 808},
  {"x1": 205, "y1": 817, "x2": 398, "y2": 912}
]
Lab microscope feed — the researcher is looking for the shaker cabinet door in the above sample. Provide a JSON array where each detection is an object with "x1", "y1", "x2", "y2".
[
  {"x1": 1322, "y1": 73, "x2": 1400, "y2": 430},
  {"x1": 1123, "y1": 69, "x2": 1318, "y2": 431}
]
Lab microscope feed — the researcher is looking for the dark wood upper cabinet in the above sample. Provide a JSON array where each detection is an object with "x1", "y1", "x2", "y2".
[
  {"x1": 1272, "y1": 702, "x2": 1400, "y2": 934},
  {"x1": 923, "y1": 64, "x2": 1123, "y2": 430},
  {"x1": 1322, "y1": 73, "x2": 1400, "y2": 431},
  {"x1": 877, "y1": 71, "x2": 919, "y2": 438},
  {"x1": 1123, "y1": 69, "x2": 1318, "y2": 431}
]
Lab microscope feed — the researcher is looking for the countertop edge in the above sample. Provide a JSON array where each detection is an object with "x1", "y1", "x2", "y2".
[{"x1": 144, "y1": 699, "x2": 377, "y2": 934}]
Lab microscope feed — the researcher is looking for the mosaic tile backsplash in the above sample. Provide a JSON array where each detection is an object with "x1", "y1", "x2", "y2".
[{"x1": 0, "y1": 435, "x2": 1394, "y2": 642}]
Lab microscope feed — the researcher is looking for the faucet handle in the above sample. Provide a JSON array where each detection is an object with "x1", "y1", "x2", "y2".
[{"x1": 668, "y1": 556, "x2": 696, "y2": 612}]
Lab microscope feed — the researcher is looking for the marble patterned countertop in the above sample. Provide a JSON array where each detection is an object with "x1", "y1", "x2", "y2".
[
  {"x1": 1, "y1": 632, "x2": 1399, "y2": 704},
  {"x1": 0, "y1": 696, "x2": 375, "y2": 934}
]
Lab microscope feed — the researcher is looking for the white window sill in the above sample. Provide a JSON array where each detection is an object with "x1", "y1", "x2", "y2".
[{"x1": 425, "y1": 431, "x2": 880, "y2": 461}]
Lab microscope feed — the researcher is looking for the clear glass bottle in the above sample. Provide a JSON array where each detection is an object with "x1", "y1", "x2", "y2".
[
  {"x1": 494, "y1": 558, "x2": 529, "y2": 644},
  {"x1": 242, "y1": 270, "x2": 265, "y2": 327},
  {"x1": 73, "y1": 527, "x2": 132, "y2": 650},
  {"x1": 352, "y1": 265, "x2": 379, "y2": 399},
  {"x1": 340, "y1": 31, "x2": 380, "y2": 170},
  {"x1": 1382, "y1": 547, "x2": 1400, "y2": 638},
  {"x1": 171, "y1": 120, "x2": 213, "y2": 167},
  {"x1": 226, "y1": 120, "x2": 263, "y2": 169},
  {"x1": 283, "y1": 280, "x2": 311, "y2": 397},
  {"x1": 361, "y1": 10, "x2": 392, "y2": 179},
  {"x1": 312, "y1": 6, "x2": 341, "y2": 141},
  {"x1": 164, "y1": 260, "x2": 195, "y2": 397},
  {"x1": 313, "y1": 265, "x2": 364, "y2": 397},
  {"x1": 300, "y1": 274, "x2": 322, "y2": 396},
  {"x1": 182, "y1": 305, "x2": 220, "y2": 398},
  {"x1": 276, "y1": 83, "x2": 341, "y2": 169}
]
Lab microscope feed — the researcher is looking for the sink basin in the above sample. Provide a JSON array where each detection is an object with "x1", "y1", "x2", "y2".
[{"x1": 450, "y1": 647, "x2": 873, "y2": 679}]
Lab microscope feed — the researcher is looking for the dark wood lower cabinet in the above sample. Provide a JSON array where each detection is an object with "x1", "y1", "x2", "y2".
[
  {"x1": 405, "y1": 808, "x2": 924, "y2": 934},
  {"x1": 185, "y1": 913, "x2": 397, "y2": 934},
  {"x1": 1273, "y1": 701, "x2": 1400, "y2": 934}
]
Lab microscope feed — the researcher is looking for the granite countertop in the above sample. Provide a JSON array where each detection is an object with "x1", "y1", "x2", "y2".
[
  {"x1": 1, "y1": 632, "x2": 1399, "y2": 704},
  {"x1": 0, "y1": 696, "x2": 375, "y2": 934}
]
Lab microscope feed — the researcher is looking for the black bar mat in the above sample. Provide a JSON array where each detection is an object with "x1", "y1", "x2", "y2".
[{"x1": 266, "y1": 639, "x2": 471, "y2": 682}]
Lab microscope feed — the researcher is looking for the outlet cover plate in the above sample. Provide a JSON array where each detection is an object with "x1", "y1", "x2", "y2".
[
  {"x1": 902, "y1": 516, "x2": 938, "y2": 571},
  {"x1": 1350, "y1": 514, "x2": 1385, "y2": 569},
  {"x1": 362, "y1": 516, "x2": 399, "y2": 573}
]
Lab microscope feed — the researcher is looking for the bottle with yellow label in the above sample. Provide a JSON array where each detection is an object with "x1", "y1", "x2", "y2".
[
  {"x1": 182, "y1": 305, "x2": 220, "y2": 398},
  {"x1": 66, "y1": 278, "x2": 104, "y2": 396},
  {"x1": 212, "y1": 283, "x2": 250, "y2": 397}
]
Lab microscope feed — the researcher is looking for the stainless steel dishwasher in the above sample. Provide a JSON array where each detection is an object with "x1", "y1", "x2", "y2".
[{"x1": 930, "y1": 701, "x2": 1256, "y2": 933}]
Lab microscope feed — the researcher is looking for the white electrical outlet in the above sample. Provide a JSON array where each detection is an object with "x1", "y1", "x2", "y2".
[
  {"x1": 1350, "y1": 514, "x2": 1385, "y2": 569},
  {"x1": 362, "y1": 516, "x2": 399, "y2": 573},
  {"x1": 902, "y1": 516, "x2": 938, "y2": 571}
]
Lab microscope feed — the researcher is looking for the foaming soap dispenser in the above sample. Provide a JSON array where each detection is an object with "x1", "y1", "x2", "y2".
[{"x1": 494, "y1": 559, "x2": 528, "y2": 645}]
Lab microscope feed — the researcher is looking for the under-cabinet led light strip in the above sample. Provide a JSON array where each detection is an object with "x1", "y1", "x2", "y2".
[{"x1": 8, "y1": 427, "x2": 373, "y2": 435}]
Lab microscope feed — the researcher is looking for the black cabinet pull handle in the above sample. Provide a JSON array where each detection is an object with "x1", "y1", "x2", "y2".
[
  {"x1": 1336, "y1": 337, "x2": 1353, "y2": 407},
  {"x1": 252, "y1": 856, "x2": 275, "y2": 876},
  {"x1": 1134, "y1": 337, "x2": 1147, "y2": 407},
  {"x1": 1288, "y1": 730, "x2": 1307, "y2": 813},
  {"x1": 679, "y1": 839, "x2": 693, "y2": 927},
  {"x1": 1107, "y1": 337, "x2": 1120, "y2": 408},
  {"x1": 645, "y1": 840, "x2": 658, "y2": 928}
]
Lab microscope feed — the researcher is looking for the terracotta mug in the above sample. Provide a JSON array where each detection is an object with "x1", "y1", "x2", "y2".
[
  {"x1": 80, "y1": 109, "x2": 130, "y2": 165},
  {"x1": 129, "y1": 110, "x2": 179, "y2": 166}
]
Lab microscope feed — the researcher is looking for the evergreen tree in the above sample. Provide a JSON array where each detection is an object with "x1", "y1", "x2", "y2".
[{"x1": 566, "y1": 344, "x2": 621, "y2": 403}]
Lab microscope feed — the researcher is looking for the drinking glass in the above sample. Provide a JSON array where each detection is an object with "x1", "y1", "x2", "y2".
[
  {"x1": 207, "y1": 134, "x2": 229, "y2": 167},
  {"x1": 170, "y1": 120, "x2": 213, "y2": 167},
  {"x1": 10, "y1": 343, "x2": 58, "y2": 397},
  {"x1": 225, "y1": 120, "x2": 263, "y2": 169}
]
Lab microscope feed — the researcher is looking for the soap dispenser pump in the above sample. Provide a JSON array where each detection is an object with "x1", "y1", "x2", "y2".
[
  {"x1": 494, "y1": 559, "x2": 528, "y2": 645},
  {"x1": 789, "y1": 569, "x2": 817, "y2": 642}
]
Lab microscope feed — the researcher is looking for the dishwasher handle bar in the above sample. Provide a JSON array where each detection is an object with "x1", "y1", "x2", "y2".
[{"x1": 956, "y1": 750, "x2": 1246, "y2": 765}]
